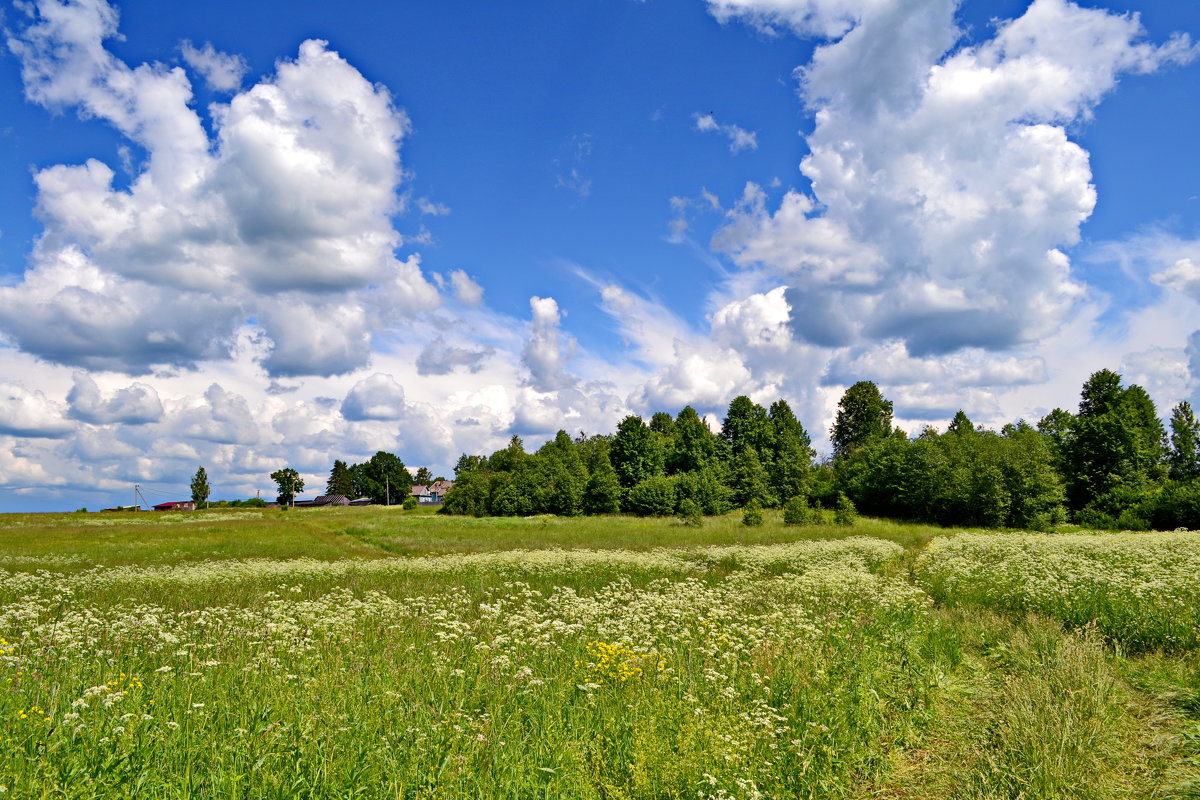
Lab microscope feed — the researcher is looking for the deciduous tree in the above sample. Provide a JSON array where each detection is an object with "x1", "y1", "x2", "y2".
[
  {"x1": 190, "y1": 466, "x2": 210, "y2": 508},
  {"x1": 831, "y1": 381, "x2": 894, "y2": 459},
  {"x1": 270, "y1": 467, "x2": 304, "y2": 506}
]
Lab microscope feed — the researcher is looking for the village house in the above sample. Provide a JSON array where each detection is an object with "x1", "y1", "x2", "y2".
[
  {"x1": 152, "y1": 501, "x2": 196, "y2": 511},
  {"x1": 410, "y1": 480, "x2": 455, "y2": 505}
]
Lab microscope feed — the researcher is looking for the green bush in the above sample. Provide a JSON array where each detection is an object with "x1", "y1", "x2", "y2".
[
  {"x1": 834, "y1": 493, "x2": 858, "y2": 526},
  {"x1": 676, "y1": 498, "x2": 703, "y2": 527},
  {"x1": 742, "y1": 498, "x2": 764, "y2": 527},
  {"x1": 402, "y1": 496, "x2": 418, "y2": 510},
  {"x1": 627, "y1": 476, "x2": 678, "y2": 517},
  {"x1": 782, "y1": 496, "x2": 814, "y2": 526}
]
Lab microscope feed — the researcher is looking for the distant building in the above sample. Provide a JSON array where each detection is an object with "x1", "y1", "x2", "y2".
[
  {"x1": 410, "y1": 480, "x2": 455, "y2": 505},
  {"x1": 152, "y1": 501, "x2": 195, "y2": 511},
  {"x1": 293, "y1": 494, "x2": 351, "y2": 508}
]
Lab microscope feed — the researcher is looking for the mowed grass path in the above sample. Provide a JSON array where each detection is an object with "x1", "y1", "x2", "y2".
[{"x1": 0, "y1": 507, "x2": 1197, "y2": 798}]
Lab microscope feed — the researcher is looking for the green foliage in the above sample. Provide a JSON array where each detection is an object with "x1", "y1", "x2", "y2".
[
  {"x1": 834, "y1": 493, "x2": 858, "y2": 526},
  {"x1": 807, "y1": 463, "x2": 838, "y2": 509},
  {"x1": 207, "y1": 498, "x2": 267, "y2": 509},
  {"x1": 831, "y1": 381, "x2": 894, "y2": 459},
  {"x1": 454, "y1": 453, "x2": 486, "y2": 478},
  {"x1": 583, "y1": 455, "x2": 623, "y2": 515},
  {"x1": 189, "y1": 466, "x2": 210, "y2": 507},
  {"x1": 947, "y1": 409, "x2": 975, "y2": 436},
  {"x1": 729, "y1": 448, "x2": 774, "y2": 507},
  {"x1": 402, "y1": 495, "x2": 418, "y2": 510},
  {"x1": 441, "y1": 470, "x2": 491, "y2": 517},
  {"x1": 1063, "y1": 370, "x2": 1166, "y2": 511},
  {"x1": 487, "y1": 435, "x2": 527, "y2": 473},
  {"x1": 351, "y1": 451, "x2": 411, "y2": 506},
  {"x1": 666, "y1": 406, "x2": 722, "y2": 474},
  {"x1": 676, "y1": 466, "x2": 732, "y2": 516},
  {"x1": 1169, "y1": 401, "x2": 1200, "y2": 481},
  {"x1": 610, "y1": 415, "x2": 665, "y2": 489},
  {"x1": 269, "y1": 467, "x2": 303, "y2": 505},
  {"x1": 626, "y1": 475, "x2": 678, "y2": 517},
  {"x1": 741, "y1": 497, "x2": 764, "y2": 526},
  {"x1": 326, "y1": 459, "x2": 355, "y2": 497},
  {"x1": 837, "y1": 417, "x2": 1065, "y2": 529},
  {"x1": 413, "y1": 466, "x2": 434, "y2": 485},
  {"x1": 676, "y1": 498, "x2": 703, "y2": 527},
  {"x1": 721, "y1": 396, "x2": 775, "y2": 456},
  {"x1": 648, "y1": 410, "x2": 676, "y2": 437},
  {"x1": 767, "y1": 399, "x2": 813, "y2": 503},
  {"x1": 782, "y1": 495, "x2": 819, "y2": 526},
  {"x1": 917, "y1": 531, "x2": 1200, "y2": 651}
]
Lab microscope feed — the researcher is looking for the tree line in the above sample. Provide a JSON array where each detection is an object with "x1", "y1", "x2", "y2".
[{"x1": 441, "y1": 369, "x2": 1200, "y2": 530}]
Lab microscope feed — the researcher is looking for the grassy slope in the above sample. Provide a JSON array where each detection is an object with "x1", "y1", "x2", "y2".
[
  {"x1": 1, "y1": 507, "x2": 1196, "y2": 798},
  {"x1": 0, "y1": 506, "x2": 947, "y2": 568}
]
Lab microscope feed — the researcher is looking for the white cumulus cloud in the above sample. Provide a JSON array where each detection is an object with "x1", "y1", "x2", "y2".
[
  {"x1": 708, "y1": 0, "x2": 1195, "y2": 356},
  {"x1": 1, "y1": 0, "x2": 439, "y2": 377},
  {"x1": 179, "y1": 40, "x2": 247, "y2": 92}
]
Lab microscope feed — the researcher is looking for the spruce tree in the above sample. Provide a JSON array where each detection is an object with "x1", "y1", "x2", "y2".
[
  {"x1": 1169, "y1": 401, "x2": 1200, "y2": 481},
  {"x1": 326, "y1": 460, "x2": 354, "y2": 496},
  {"x1": 767, "y1": 399, "x2": 813, "y2": 503}
]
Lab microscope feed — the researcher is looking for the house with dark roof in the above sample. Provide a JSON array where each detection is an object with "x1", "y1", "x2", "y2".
[{"x1": 292, "y1": 495, "x2": 351, "y2": 508}]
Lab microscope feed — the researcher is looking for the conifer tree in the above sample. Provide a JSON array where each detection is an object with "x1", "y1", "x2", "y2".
[
  {"x1": 326, "y1": 460, "x2": 354, "y2": 496},
  {"x1": 1168, "y1": 401, "x2": 1200, "y2": 481}
]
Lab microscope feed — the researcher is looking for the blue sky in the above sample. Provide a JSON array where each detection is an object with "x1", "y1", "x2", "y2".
[{"x1": 1, "y1": 0, "x2": 1198, "y2": 511}]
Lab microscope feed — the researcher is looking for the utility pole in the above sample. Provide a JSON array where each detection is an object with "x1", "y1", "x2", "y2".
[{"x1": 386, "y1": 475, "x2": 390, "y2": 507}]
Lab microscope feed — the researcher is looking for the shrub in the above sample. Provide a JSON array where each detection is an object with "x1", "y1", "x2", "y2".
[
  {"x1": 676, "y1": 468, "x2": 732, "y2": 516},
  {"x1": 782, "y1": 496, "x2": 814, "y2": 526},
  {"x1": 627, "y1": 476, "x2": 678, "y2": 517},
  {"x1": 677, "y1": 498, "x2": 703, "y2": 527},
  {"x1": 402, "y1": 496, "x2": 418, "y2": 510},
  {"x1": 834, "y1": 493, "x2": 858, "y2": 526},
  {"x1": 742, "y1": 498, "x2": 764, "y2": 527}
]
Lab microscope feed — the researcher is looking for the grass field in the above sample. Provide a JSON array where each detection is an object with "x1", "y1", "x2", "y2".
[{"x1": 1, "y1": 507, "x2": 1198, "y2": 798}]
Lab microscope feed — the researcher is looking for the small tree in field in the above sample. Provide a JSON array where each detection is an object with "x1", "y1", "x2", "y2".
[
  {"x1": 742, "y1": 498, "x2": 764, "y2": 527},
  {"x1": 677, "y1": 498, "x2": 703, "y2": 527},
  {"x1": 783, "y1": 495, "x2": 817, "y2": 526},
  {"x1": 190, "y1": 467, "x2": 210, "y2": 508},
  {"x1": 834, "y1": 493, "x2": 858, "y2": 526}
]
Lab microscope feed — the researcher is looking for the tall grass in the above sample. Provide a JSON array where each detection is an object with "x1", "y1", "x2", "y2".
[
  {"x1": 914, "y1": 531, "x2": 1200, "y2": 651},
  {"x1": 1, "y1": 546, "x2": 936, "y2": 798}
]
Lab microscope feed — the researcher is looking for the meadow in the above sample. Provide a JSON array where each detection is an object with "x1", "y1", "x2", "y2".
[{"x1": 0, "y1": 507, "x2": 1197, "y2": 798}]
